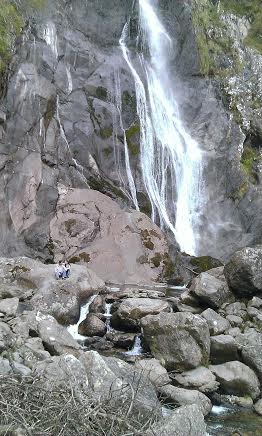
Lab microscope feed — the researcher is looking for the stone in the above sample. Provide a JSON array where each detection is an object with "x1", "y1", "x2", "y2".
[
  {"x1": 134, "y1": 358, "x2": 170, "y2": 388},
  {"x1": 106, "y1": 332, "x2": 136, "y2": 349},
  {"x1": 159, "y1": 385, "x2": 212, "y2": 416},
  {"x1": 89, "y1": 295, "x2": 104, "y2": 313},
  {"x1": 80, "y1": 351, "x2": 160, "y2": 412},
  {"x1": 236, "y1": 330, "x2": 262, "y2": 382},
  {"x1": 145, "y1": 404, "x2": 206, "y2": 436},
  {"x1": 78, "y1": 313, "x2": 106, "y2": 337},
  {"x1": 0, "y1": 321, "x2": 15, "y2": 352},
  {"x1": 210, "y1": 361, "x2": 260, "y2": 399},
  {"x1": 224, "y1": 302, "x2": 247, "y2": 319},
  {"x1": 0, "y1": 297, "x2": 19, "y2": 317},
  {"x1": 111, "y1": 298, "x2": 170, "y2": 332},
  {"x1": 254, "y1": 399, "x2": 262, "y2": 416},
  {"x1": 189, "y1": 268, "x2": 234, "y2": 309},
  {"x1": 174, "y1": 366, "x2": 219, "y2": 393},
  {"x1": 141, "y1": 312, "x2": 210, "y2": 371},
  {"x1": 226, "y1": 314, "x2": 243, "y2": 327},
  {"x1": 19, "y1": 337, "x2": 51, "y2": 369},
  {"x1": 12, "y1": 362, "x2": 32, "y2": 376},
  {"x1": 248, "y1": 297, "x2": 262, "y2": 309},
  {"x1": 0, "y1": 357, "x2": 12, "y2": 375},
  {"x1": 201, "y1": 308, "x2": 230, "y2": 335},
  {"x1": 36, "y1": 312, "x2": 80, "y2": 355},
  {"x1": 210, "y1": 335, "x2": 239, "y2": 364},
  {"x1": 224, "y1": 246, "x2": 262, "y2": 297}
]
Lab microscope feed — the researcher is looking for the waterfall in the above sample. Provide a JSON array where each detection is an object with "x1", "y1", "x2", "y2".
[
  {"x1": 67, "y1": 294, "x2": 98, "y2": 341},
  {"x1": 120, "y1": 0, "x2": 203, "y2": 255}
]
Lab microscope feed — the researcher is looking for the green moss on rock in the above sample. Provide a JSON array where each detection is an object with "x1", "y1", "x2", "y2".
[
  {"x1": 125, "y1": 123, "x2": 140, "y2": 156},
  {"x1": 241, "y1": 146, "x2": 261, "y2": 177},
  {"x1": 0, "y1": 1, "x2": 23, "y2": 72}
]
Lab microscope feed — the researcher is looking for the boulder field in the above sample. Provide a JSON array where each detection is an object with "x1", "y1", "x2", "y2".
[{"x1": 1, "y1": 246, "x2": 262, "y2": 433}]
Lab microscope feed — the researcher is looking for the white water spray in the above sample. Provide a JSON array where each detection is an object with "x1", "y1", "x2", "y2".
[
  {"x1": 67, "y1": 294, "x2": 98, "y2": 341},
  {"x1": 120, "y1": 0, "x2": 203, "y2": 255}
]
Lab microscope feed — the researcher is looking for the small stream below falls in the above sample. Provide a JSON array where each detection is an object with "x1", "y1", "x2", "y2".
[{"x1": 207, "y1": 405, "x2": 262, "y2": 435}]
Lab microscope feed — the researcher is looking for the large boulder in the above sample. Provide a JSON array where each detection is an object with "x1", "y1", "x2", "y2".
[
  {"x1": 210, "y1": 334, "x2": 239, "y2": 364},
  {"x1": 174, "y1": 366, "x2": 219, "y2": 393},
  {"x1": 50, "y1": 188, "x2": 169, "y2": 284},
  {"x1": 145, "y1": 405, "x2": 206, "y2": 436},
  {"x1": 189, "y1": 267, "x2": 234, "y2": 309},
  {"x1": 111, "y1": 298, "x2": 170, "y2": 332},
  {"x1": 78, "y1": 313, "x2": 106, "y2": 337},
  {"x1": 158, "y1": 385, "x2": 212, "y2": 416},
  {"x1": 210, "y1": 361, "x2": 260, "y2": 399},
  {"x1": 224, "y1": 246, "x2": 262, "y2": 297},
  {"x1": 79, "y1": 351, "x2": 160, "y2": 412},
  {"x1": 201, "y1": 308, "x2": 230, "y2": 335},
  {"x1": 0, "y1": 297, "x2": 19, "y2": 317},
  {"x1": 141, "y1": 312, "x2": 210, "y2": 371}
]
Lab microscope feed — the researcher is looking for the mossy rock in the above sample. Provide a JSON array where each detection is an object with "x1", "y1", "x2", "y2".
[
  {"x1": 98, "y1": 126, "x2": 113, "y2": 139},
  {"x1": 241, "y1": 146, "x2": 262, "y2": 178},
  {"x1": 95, "y1": 86, "x2": 108, "y2": 101},
  {"x1": 125, "y1": 123, "x2": 140, "y2": 156},
  {"x1": 190, "y1": 255, "x2": 223, "y2": 273}
]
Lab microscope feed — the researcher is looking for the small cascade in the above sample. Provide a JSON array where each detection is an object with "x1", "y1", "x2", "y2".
[
  {"x1": 67, "y1": 294, "x2": 97, "y2": 342},
  {"x1": 125, "y1": 335, "x2": 144, "y2": 356},
  {"x1": 43, "y1": 21, "x2": 58, "y2": 59},
  {"x1": 104, "y1": 302, "x2": 113, "y2": 333}
]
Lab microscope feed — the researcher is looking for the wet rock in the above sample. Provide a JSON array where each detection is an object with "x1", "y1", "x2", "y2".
[
  {"x1": 210, "y1": 361, "x2": 260, "y2": 399},
  {"x1": 174, "y1": 366, "x2": 219, "y2": 393},
  {"x1": 78, "y1": 313, "x2": 106, "y2": 337},
  {"x1": 224, "y1": 246, "x2": 262, "y2": 297},
  {"x1": 159, "y1": 385, "x2": 212, "y2": 416},
  {"x1": 0, "y1": 297, "x2": 19, "y2": 317},
  {"x1": 254, "y1": 399, "x2": 262, "y2": 416},
  {"x1": 210, "y1": 335, "x2": 239, "y2": 364},
  {"x1": 134, "y1": 358, "x2": 170, "y2": 388},
  {"x1": 106, "y1": 331, "x2": 136, "y2": 349},
  {"x1": 201, "y1": 308, "x2": 230, "y2": 335},
  {"x1": 80, "y1": 351, "x2": 160, "y2": 412},
  {"x1": 111, "y1": 297, "x2": 170, "y2": 332},
  {"x1": 89, "y1": 295, "x2": 104, "y2": 313},
  {"x1": 145, "y1": 404, "x2": 206, "y2": 436},
  {"x1": 141, "y1": 312, "x2": 210, "y2": 371},
  {"x1": 189, "y1": 267, "x2": 234, "y2": 309},
  {"x1": 213, "y1": 393, "x2": 253, "y2": 408}
]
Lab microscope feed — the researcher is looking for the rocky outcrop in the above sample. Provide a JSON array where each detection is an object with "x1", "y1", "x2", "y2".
[
  {"x1": 224, "y1": 246, "x2": 262, "y2": 297},
  {"x1": 141, "y1": 312, "x2": 210, "y2": 371},
  {"x1": 78, "y1": 314, "x2": 106, "y2": 337}
]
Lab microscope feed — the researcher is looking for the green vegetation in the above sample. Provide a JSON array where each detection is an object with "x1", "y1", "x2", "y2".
[
  {"x1": 241, "y1": 145, "x2": 261, "y2": 177},
  {"x1": 103, "y1": 146, "x2": 113, "y2": 156},
  {"x1": 95, "y1": 86, "x2": 108, "y2": 101},
  {"x1": 99, "y1": 126, "x2": 113, "y2": 139},
  {"x1": 190, "y1": 255, "x2": 222, "y2": 273},
  {"x1": 125, "y1": 123, "x2": 140, "y2": 156},
  {"x1": 221, "y1": 0, "x2": 262, "y2": 53},
  {"x1": 0, "y1": 1, "x2": 23, "y2": 72}
]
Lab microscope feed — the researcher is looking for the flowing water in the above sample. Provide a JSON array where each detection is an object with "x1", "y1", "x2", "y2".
[
  {"x1": 120, "y1": 0, "x2": 203, "y2": 255},
  {"x1": 104, "y1": 302, "x2": 113, "y2": 333},
  {"x1": 125, "y1": 335, "x2": 144, "y2": 356},
  {"x1": 67, "y1": 294, "x2": 98, "y2": 342}
]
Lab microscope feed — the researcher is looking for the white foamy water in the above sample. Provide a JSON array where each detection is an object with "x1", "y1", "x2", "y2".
[
  {"x1": 120, "y1": 0, "x2": 203, "y2": 255},
  {"x1": 43, "y1": 21, "x2": 58, "y2": 58},
  {"x1": 125, "y1": 335, "x2": 144, "y2": 356},
  {"x1": 67, "y1": 294, "x2": 97, "y2": 341},
  {"x1": 104, "y1": 302, "x2": 113, "y2": 333}
]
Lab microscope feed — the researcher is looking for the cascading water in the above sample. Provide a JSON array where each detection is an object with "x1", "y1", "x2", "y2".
[{"x1": 120, "y1": 0, "x2": 203, "y2": 255}]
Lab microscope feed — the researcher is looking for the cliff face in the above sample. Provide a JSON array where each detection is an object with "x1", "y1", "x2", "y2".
[{"x1": 0, "y1": 0, "x2": 261, "y2": 266}]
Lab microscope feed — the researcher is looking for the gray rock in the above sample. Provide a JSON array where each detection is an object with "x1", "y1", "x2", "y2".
[
  {"x1": 190, "y1": 268, "x2": 234, "y2": 309},
  {"x1": 223, "y1": 301, "x2": 247, "y2": 319},
  {"x1": 254, "y1": 398, "x2": 262, "y2": 416},
  {"x1": 248, "y1": 297, "x2": 262, "y2": 309},
  {"x1": 106, "y1": 331, "x2": 136, "y2": 349},
  {"x1": 226, "y1": 327, "x2": 242, "y2": 337},
  {"x1": 201, "y1": 308, "x2": 230, "y2": 335},
  {"x1": 159, "y1": 385, "x2": 212, "y2": 416},
  {"x1": 12, "y1": 361, "x2": 32, "y2": 376},
  {"x1": 210, "y1": 361, "x2": 260, "y2": 399},
  {"x1": 36, "y1": 312, "x2": 80, "y2": 355},
  {"x1": 80, "y1": 351, "x2": 160, "y2": 412},
  {"x1": 141, "y1": 312, "x2": 210, "y2": 371},
  {"x1": 89, "y1": 295, "x2": 104, "y2": 313},
  {"x1": 78, "y1": 313, "x2": 106, "y2": 337},
  {"x1": 224, "y1": 246, "x2": 262, "y2": 297},
  {"x1": 236, "y1": 330, "x2": 262, "y2": 382},
  {"x1": 226, "y1": 314, "x2": 243, "y2": 327},
  {"x1": 134, "y1": 358, "x2": 170, "y2": 388},
  {"x1": 0, "y1": 297, "x2": 19, "y2": 317},
  {"x1": 0, "y1": 321, "x2": 15, "y2": 352},
  {"x1": 0, "y1": 357, "x2": 12, "y2": 375},
  {"x1": 145, "y1": 404, "x2": 206, "y2": 436},
  {"x1": 210, "y1": 335, "x2": 239, "y2": 364},
  {"x1": 174, "y1": 366, "x2": 219, "y2": 393},
  {"x1": 112, "y1": 297, "x2": 170, "y2": 332}
]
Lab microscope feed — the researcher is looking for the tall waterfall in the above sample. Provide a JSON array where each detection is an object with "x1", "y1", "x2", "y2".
[{"x1": 120, "y1": 0, "x2": 203, "y2": 255}]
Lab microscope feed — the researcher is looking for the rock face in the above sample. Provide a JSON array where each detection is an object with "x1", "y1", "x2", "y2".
[
  {"x1": 224, "y1": 246, "x2": 262, "y2": 297},
  {"x1": 189, "y1": 267, "x2": 234, "y2": 309},
  {"x1": 210, "y1": 361, "x2": 260, "y2": 399},
  {"x1": 111, "y1": 298, "x2": 170, "y2": 332},
  {"x1": 141, "y1": 312, "x2": 210, "y2": 371}
]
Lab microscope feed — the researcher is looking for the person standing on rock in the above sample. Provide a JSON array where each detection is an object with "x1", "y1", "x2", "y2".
[{"x1": 55, "y1": 261, "x2": 64, "y2": 279}]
